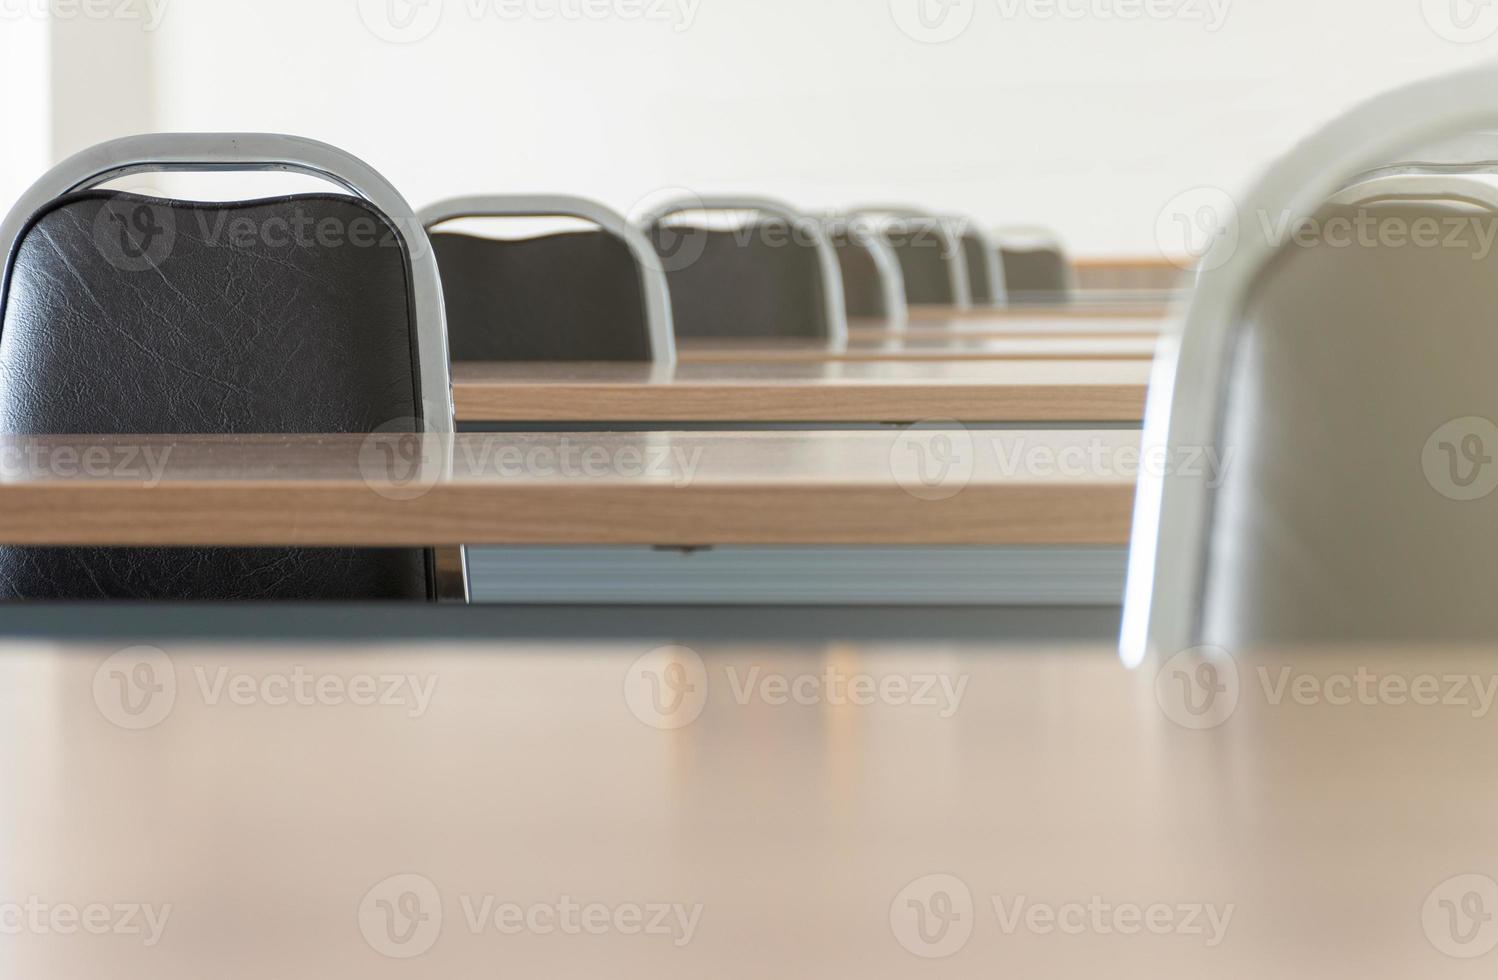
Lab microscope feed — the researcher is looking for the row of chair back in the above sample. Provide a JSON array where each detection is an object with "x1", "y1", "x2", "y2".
[
  {"x1": 0, "y1": 133, "x2": 1079, "y2": 602},
  {"x1": 426, "y1": 195, "x2": 1078, "y2": 364}
]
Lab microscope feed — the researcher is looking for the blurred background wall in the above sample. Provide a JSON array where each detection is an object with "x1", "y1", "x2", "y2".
[{"x1": 3, "y1": 0, "x2": 1496, "y2": 254}]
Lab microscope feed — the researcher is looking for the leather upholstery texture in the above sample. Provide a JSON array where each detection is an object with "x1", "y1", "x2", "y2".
[
  {"x1": 431, "y1": 229, "x2": 652, "y2": 361},
  {"x1": 885, "y1": 226, "x2": 957, "y2": 304},
  {"x1": 829, "y1": 231, "x2": 889, "y2": 318},
  {"x1": 999, "y1": 246, "x2": 1072, "y2": 304},
  {"x1": 1201, "y1": 202, "x2": 1498, "y2": 644},
  {"x1": 648, "y1": 223, "x2": 831, "y2": 339},
  {"x1": 0, "y1": 190, "x2": 434, "y2": 600}
]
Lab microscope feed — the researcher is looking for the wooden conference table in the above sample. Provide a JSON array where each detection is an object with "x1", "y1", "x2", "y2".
[
  {"x1": 0, "y1": 430, "x2": 1138, "y2": 547},
  {"x1": 451, "y1": 310, "x2": 1166, "y2": 424},
  {"x1": 0, "y1": 640, "x2": 1487, "y2": 979},
  {"x1": 452, "y1": 360, "x2": 1151, "y2": 425}
]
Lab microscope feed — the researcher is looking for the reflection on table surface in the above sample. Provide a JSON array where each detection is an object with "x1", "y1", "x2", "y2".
[{"x1": 1, "y1": 641, "x2": 1494, "y2": 978}]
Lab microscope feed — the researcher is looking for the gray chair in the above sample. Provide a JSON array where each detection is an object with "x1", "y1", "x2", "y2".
[
  {"x1": 852, "y1": 206, "x2": 971, "y2": 309},
  {"x1": 993, "y1": 228, "x2": 1074, "y2": 305},
  {"x1": 421, "y1": 195, "x2": 675, "y2": 363},
  {"x1": 824, "y1": 214, "x2": 908, "y2": 326},
  {"x1": 640, "y1": 196, "x2": 847, "y2": 346},
  {"x1": 1122, "y1": 67, "x2": 1498, "y2": 666},
  {"x1": 0, "y1": 134, "x2": 459, "y2": 601}
]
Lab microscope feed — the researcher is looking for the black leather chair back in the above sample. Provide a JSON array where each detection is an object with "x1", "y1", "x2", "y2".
[
  {"x1": 1000, "y1": 246, "x2": 1073, "y2": 304},
  {"x1": 648, "y1": 222, "x2": 832, "y2": 340},
  {"x1": 0, "y1": 190, "x2": 434, "y2": 600},
  {"x1": 431, "y1": 229, "x2": 652, "y2": 360}
]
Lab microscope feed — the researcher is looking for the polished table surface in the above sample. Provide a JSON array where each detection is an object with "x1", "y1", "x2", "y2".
[
  {"x1": 0, "y1": 430, "x2": 1138, "y2": 546},
  {"x1": 677, "y1": 335, "x2": 1158, "y2": 364},
  {"x1": 910, "y1": 302, "x2": 1173, "y2": 319},
  {"x1": 848, "y1": 315, "x2": 1164, "y2": 343},
  {"x1": 856, "y1": 316, "x2": 1156, "y2": 347},
  {"x1": 1, "y1": 640, "x2": 1491, "y2": 978},
  {"x1": 452, "y1": 360, "x2": 1151, "y2": 423}
]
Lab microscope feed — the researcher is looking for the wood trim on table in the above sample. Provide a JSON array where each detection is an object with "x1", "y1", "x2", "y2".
[
  {"x1": 676, "y1": 338, "x2": 1158, "y2": 364},
  {"x1": 0, "y1": 432, "x2": 1138, "y2": 547},
  {"x1": 909, "y1": 303, "x2": 1172, "y2": 320},
  {"x1": 451, "y1": 362, "x2": 1151, "y2": 423}
]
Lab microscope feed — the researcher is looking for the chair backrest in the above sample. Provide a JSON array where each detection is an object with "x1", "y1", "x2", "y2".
[
  {"x1": 994, "y1": 227, "x2": 1074, "y2": 304},
  {"x1": 1121, "y1": 66, "x2": 1498, "y2": 667},
  {"x1": 958, "y1": 225, "x2": 1005, "y2": 306},
  {"x1": 1203, "y1": 200, "x2": 1498, "y2": 645},
  {"x1": 825, "y1": 215, "x2": 908, "y2": 325},
  {"x1": 640, "y1": 196, "x2": 847, "y2": 346},
  {"x1": 853, "y1": 207, "x2": 971, "y2": 308},
  {"x1": 0, "y1": 133, "x2": 455, "y2": 601},
  {"x1": 421, "y1": 195, "x2": 674, "y2": 363}
]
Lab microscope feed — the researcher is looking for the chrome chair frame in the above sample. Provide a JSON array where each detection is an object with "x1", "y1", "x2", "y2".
[
  {"x1": 420, "y1": 194, "x2": 677, "y2": 365},
  {"x1": 1327, "y1": 173, "x2": 1498, "y2": 210},
  {"x1": 822, "y1": 212, "x2": 910, "y2": 330},
  {"x1": 952, "y1": 217, "x2": 1006, "y2": 306}
]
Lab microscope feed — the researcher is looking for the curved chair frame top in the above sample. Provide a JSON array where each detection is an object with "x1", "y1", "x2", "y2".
[
  {"x1": 1342, "y1": 131, "x2": 1498, "y2": 179},
  {"x1": 639, "y1": 195, "x2": 848, "y2": 347},
  {"x1": 821, "y1": 213, "x2": 910, "y2": 330},
  {"x1": 0, "y1": 133, "x2": 455, "y2": 435},
  {"x1": 1121, "y1": 66, "x2": 1498, "y2": 668},
  {"x1": 1327, "y1": 173, "x2": 1498, "y2": 211},
  {"x1": 850, "y1": 205, "x2": 973, "y2": 310},
  {"x1": 420, "y1": 195, "x2": 677, "y2": 366}
]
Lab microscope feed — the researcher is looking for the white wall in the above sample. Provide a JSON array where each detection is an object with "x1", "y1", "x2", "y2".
[
  {"x1": 39, "y1": 0, "x2": 1498, "y2": 253},
  {"x1": 50, "y1": 8, "x2": 154, "y2": 161},
  {"x1": 0, "y1": 17, "x2": 51, "y2": 211}
]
